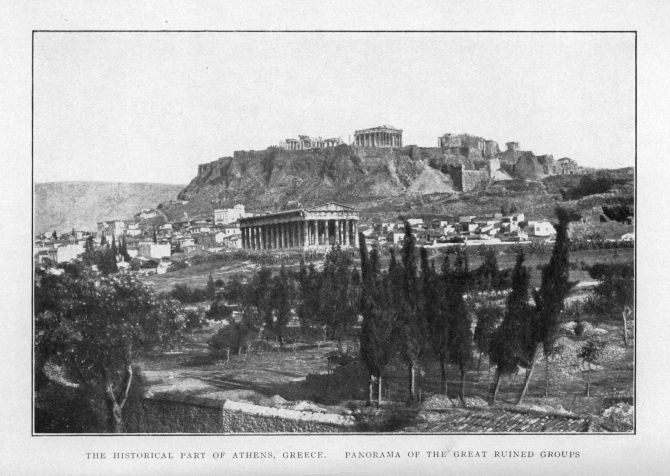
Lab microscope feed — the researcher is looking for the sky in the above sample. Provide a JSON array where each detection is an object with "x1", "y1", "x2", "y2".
[{"x1": 33, "y1": 32, "x2": 635, "y2": 184}]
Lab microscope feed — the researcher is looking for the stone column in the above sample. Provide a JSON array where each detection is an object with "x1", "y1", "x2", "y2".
[
  {"x1": 333, "y1": 219, "x2": 339, "y2": 244},
  {"x1": 282, "y1": 223, "x2": 288, "y2": 248},
  {"x1": 342, "y1": 220, "x2": 348, "y2": 246},
  {"x1": 302, "y1": 221, "x2": 308, "y2": 248},
  {"x1": 242, "y1": 228, "x2": 247, "y2": 249},
  {"x1": 323, "y1": 219, "x2": 329, "y2": 246}
]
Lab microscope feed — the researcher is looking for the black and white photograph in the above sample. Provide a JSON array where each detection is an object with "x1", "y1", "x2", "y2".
[
  {"x1": 32, "y1": 30, "x2": 636, "y2": 436},
  {"x1": 7, "y1": 1, "x2": 670, "y2": 474}
]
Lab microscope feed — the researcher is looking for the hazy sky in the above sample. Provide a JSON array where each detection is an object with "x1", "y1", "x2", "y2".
[{"x1": 34, "y1": 32, "x2": 635, "y2": 184}]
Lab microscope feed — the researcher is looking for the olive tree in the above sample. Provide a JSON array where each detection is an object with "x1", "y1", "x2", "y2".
[{"x1": 35, "y1": 271, "x2": 184, "y2": 432}]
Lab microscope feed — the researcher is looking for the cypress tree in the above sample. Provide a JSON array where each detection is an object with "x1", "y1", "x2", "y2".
[
  {"x1": 517, "y1": 207, "x2": 576, "y2": 404},
  {"x1": 422, "y1": 247, "x2": 448, "y2": 395},
  {"x1": 448, "y1": 248, "x2": 474, "y2": 404},
  {"x1": 271, "y1": 266, "x2": 293, "y2": 347},
  {"x1": 100, "y1": 234, "x2": 107, "y2": 247},
  {"x1": 206, "y1": 272, "x2": 216, "y2": 300},
  {"x1": 359, "y1": 238, "x2": 394, "y2": 406},
  {"x1": 396, "y1": 222, "x2": 427, "y2": 404},
  {"x1": 489, "y1": 251, "x2": 532, "y2": 404}
]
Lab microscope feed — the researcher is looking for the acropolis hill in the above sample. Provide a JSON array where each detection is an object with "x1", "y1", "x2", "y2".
[{"x1": 172, "y1": 129, "x2": 578, "y2": 219}]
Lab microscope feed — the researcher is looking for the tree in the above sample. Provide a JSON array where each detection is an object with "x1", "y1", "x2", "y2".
[
  {"x1": 269, "y1": 266, "x2": 294, "y2": 346},
  {"x1": 110, "y1": 234, "x2": 118, "y2": 257},
  {"x1": 477, "y1": 247, "x2": 500, "y2": 291},
  {"x1": 206, "y1": 272, "x2": 217, "y2": 300},
  {"x1": 589, "y1": 262, "x2": 634, "y2": 345},
  {"x1": 474, "y1": 304, "x2": 502, "y2": 371},
  {"x1": 448, "y1": 248, "x2": 474, "y2": 404},
  {"x1": 517, "y1": 208, "x2": 576, "y2": 404},
  {"x1": 119, "y1": 236, "x2": 131, "y2": 261},
  {"x1": 578, "y1": 339, "x2": 603, "y2": 397},
  {"x1": 209, "y1": 311, "x2": 260, "y2": 358},
  {"x1": 153, "y1": 229, "x2": 158, "y2": 244},
  {"x1": 489, "y1": 251, "x2": 532, "y2": 404},
  {"x1": 396, "y1": 222, "x2": 427, "y2": 404},
  {"x1": 359, "y1": 238, "x2": 395, "y2": 406},
  {"x1": 34, "y1": 271, "x2": 184, "y2": 432},
  {"x1": 100, "y1": 234, "x2": 107, "y2": 247},
  {"x1": 317, "y1": 245, "x2": 359, "y2": 341},
  {"x1": 296, "y1": 260, "x2": 321, "y2": 332},
  {"x1": 423, "y1": 251, "x2": 454, "y2": 395}
]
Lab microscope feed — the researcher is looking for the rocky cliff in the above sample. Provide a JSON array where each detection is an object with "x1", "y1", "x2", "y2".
[
  {"x1": 171, "y1": 145, "x2": 457, "y2": 218},
  {"x1": 167, "y1": 144, "x2": 567, "y2": 220}
]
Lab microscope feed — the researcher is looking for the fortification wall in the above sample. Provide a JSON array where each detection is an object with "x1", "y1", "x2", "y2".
[
  {"x1": 447, "y1": 164, "x2": 490, "y2": 192},
  {"x1": 461, "y1": 169, "x2": 489, "y2": 192}
]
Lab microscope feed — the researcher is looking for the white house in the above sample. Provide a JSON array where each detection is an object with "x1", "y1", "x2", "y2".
[
  {"x1": 406, "y1": 218, "x2": 424, "y2": 227},
  {"x1": 51, "y1": 243, "x2": 85, "y2": 263},
  {"x1": 214, "y1": 204, "x2": 248, "y2": 225},
  {"x1": 621, "y1": 232, "x2": 635, "y2": 242},
  {"x1": 125, "y1": 223, "x2": 142, "y2": 237},
  {"x1": 223, "y1": 234, "x2": 242, "y2": 248},
  {"x1": 218, "y1": 224, "x2": 240, "y2": 236},
  {"x1": 531, "y1": 221, "x2": 556, "y2": 237},
  {"x1": 138, "y1": 242, "x2": 171, "y2": 259}
]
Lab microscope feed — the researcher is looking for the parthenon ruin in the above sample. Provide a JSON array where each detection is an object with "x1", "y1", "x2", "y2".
[
  {"x1": 278, "y1": 135, "x2": 343, "y2": 151},
  {"x1": 354, "y1": 125, "x2": 402, "y2": 148},
  {"x1": 238, "y1": 203, "x2": 359, "y2": 251}
]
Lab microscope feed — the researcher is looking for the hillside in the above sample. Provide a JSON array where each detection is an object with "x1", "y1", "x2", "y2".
[
  {"x1": 166, "y1": 145, "x2": 458, "y2": 220},
  {"x1": 165, "y1": 142, "x2": 633, "y2": 226},
  {"x1": 34, "y1": 182, "x2": 184, "y2": 234}
]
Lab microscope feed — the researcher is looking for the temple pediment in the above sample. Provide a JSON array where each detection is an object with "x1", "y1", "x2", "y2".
[{"x1": 305, "y1": 203, "x2": 356, "y2": 213}]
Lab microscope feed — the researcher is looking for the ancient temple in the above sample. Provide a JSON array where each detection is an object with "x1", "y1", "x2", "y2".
[
  {"x1": 238, "y1": 203, "x2": 359, "y2": 251},
  {"x1": 278, "y1": 135, "x2": 343, "y2": 151},
  {"x1": 354, "y1": 125, "x2": 402, "y2": 148}
]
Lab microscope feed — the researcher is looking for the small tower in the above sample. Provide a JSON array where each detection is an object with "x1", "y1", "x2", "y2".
[{"x1": 506, "y1": 141, "x2": 519, "y2": 152}]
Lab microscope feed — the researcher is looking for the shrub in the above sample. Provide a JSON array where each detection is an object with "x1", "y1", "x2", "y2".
[
  {"x1": 208, "y1": 321, "x2": 259, "y2": 357},
  {"x1": 170, "y1": 284, "x2": 208, "y2": 303},
  {"x1": 184, "y1": 309, "x2": 206, "y2": 331},
  {"x1": 206, "y1": 299, "x2": 234, "y2": 321}
]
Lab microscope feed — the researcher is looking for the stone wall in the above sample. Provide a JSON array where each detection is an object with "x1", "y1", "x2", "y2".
[
  {"x1": 447, "y1": 164, "x2": 490, "y2": 192},
  {"x1": 461, "y1": 169, "x2": 489, "y2": 192},
  {"x1": 125, "y1": 394, "x2": 354, "y2": 433}
]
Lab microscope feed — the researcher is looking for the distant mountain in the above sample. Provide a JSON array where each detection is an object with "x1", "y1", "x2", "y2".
[{"x1": 34, "y1": 181, "x2": 184, "y2": 234}]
